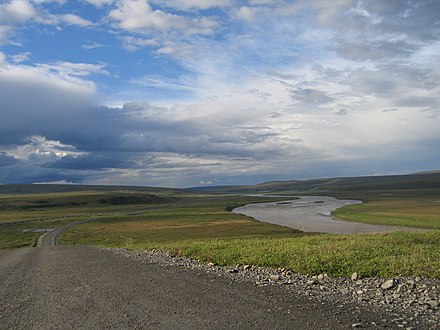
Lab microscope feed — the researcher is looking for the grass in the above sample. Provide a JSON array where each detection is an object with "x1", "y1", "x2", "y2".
[
  {"x1": 2, "y1": 187, "x2": 439, "y2": 278},
  {"x1": 61, "y1": 194, "x2": 440, "y2": 278},
  {"x1": 0, "y1": 217, "x2": 86, "y2": 249},
  {"x1": 333, "y1": 197, "x2": 440, "y2": 229},
  {"x1": 0, "y1": 228, "x2": 41, "y2": 249},
  {"x1": 60, "y1": 201, "x2": 303, "y2": 247},
  {"x1": 138, "y1": 231, "x2": 440, "y2": 278},
  {"x1": 0, "y1": 190, "x2": 177, "y2": 223}
]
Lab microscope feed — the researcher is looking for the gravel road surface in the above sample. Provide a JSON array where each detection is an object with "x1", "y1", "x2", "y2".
[
  {"x1": 234, "y1": 196, "x2": 428, "y2": 234},
  {"x1": 1, "y1": 244, "x2": 425, "y2": 330}
]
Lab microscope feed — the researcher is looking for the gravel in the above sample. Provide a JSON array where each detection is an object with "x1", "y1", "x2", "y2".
[{"x1": 109, "y1": 247, "x2": 440, "y2": 329}]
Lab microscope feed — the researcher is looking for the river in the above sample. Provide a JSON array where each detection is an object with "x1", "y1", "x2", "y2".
[{"x1": 233, "y1": 196, "x2": 425, "y2": 234}]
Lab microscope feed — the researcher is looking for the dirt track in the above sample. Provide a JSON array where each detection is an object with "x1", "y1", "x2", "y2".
[{"x1": 1, "y1": 243, "x2": 417, "y2": 330}]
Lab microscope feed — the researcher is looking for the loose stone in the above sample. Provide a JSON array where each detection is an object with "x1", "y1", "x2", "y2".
[
  {"x1": 426, "y1": 300, "x2": 438, "y2": 308},
  {"x1": 381, "y1": 279, "x2": 396, "y2": 290},
  {"x1": 351, "y1": 272, "x2": 358, "y2": 281},
  {"x1": 270, "y1": 275, "x2": 281, "y2": 281}
]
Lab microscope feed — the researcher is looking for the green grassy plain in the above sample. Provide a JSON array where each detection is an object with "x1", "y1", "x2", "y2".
[
  {"x1": 61, "y1": 193, "x2": 440, "y2": 278},
  {"x1": 0, "y1": 190, "x2": 181, "y2": 248},
  {"x1": 1, "y1": 185, "x2": 439, "y2": 278},
  {"x1": 333, "y1": 197, "x2": 440, "y2": 229}
]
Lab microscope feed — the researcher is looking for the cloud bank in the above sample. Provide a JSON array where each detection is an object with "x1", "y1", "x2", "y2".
[{"x1": 0, "y1": 0, "x2": 439, "y2": 186}]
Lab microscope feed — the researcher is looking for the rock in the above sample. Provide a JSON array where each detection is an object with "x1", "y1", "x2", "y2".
[
  {"x1": 415, "y1": 276, "x2": 421, "y2": 282},
  {"x1": 426, "y1": 300, "x2": 438, "y2": 308},
  {"x1": 317, "y1": 274, "x2": 324, "y2": 280},
  {"x1": 352, "y1": 323, "x2": 362, "y2": 328},
  {"x1": 351, "y1": 272, "x2": 358, "y2": 281},
  {"x1": 307, "y1": 279, "x2": 318, "y2": 285},
  {"x1": 243, "y1": 264, "x2": 252, "y2": 270},
  {"x1": 356, "y1": 280, "x2": 363, "y2": 285},
  {"x1": 270, "y1": 275, "x2": 281, "y2": 281},
  {"x1": 381, "y1": 279, "x2": 396, "y2": 290},
  {"x1": 207, "y1": 262, "x2": 216, "y2": 267},
  {"x1": 229, "y1": 268, "x2": 239, "y2": 273}
]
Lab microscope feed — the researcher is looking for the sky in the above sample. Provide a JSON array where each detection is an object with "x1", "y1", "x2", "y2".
[{"x1": 0, "y1": 0, "x2": 439, "y2": 187}]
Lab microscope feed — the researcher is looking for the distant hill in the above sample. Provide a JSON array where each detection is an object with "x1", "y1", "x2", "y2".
[
  {"x1": 189, "y1": 172, "x2": 440, "y2": 197},
  {"x1": 0, "y1": 184, "x2": 183, "y2": 195},
  {"x1": 2, "y1": 171, "x2": 439, "y2": 197}
]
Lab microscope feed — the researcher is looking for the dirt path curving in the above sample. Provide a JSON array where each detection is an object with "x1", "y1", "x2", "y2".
[{"x1": 37, "y1": 219, "x2": 97, "y2": 247}]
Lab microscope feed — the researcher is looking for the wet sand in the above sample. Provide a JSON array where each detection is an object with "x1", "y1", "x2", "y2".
[{"x1": 233, "y1": 196, "x2": 426, "y2": 234}]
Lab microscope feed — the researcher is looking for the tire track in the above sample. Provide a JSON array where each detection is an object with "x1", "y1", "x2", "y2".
[{"x1": 37, "y1": 219, "x2": 97, "y2": 247}]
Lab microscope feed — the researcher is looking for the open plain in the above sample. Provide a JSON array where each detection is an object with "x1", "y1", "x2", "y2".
[{"x1": 1, "y1": 174, "x2": 440, "y2": 329}]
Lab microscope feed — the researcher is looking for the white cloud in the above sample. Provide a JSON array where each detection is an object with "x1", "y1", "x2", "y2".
[
  {"x1": 152, "y1": 0, "x2": 231, "y2": 10},
  {"x1": 61, "y1": 14, "x2": 93, "y2": 27},
  {"x1": 0, "y1": 25, "x2": 13, "y2": 45},
  {"x1": 35, "y1": 61, "x2": 109, "y2": 77},
  {"x1": 108, "y1": 0, "x2": 217, "y2": 36},
  {"x1": 31, "y1": 0, "x2": 67, "y2": 4},
  {"x1": 120, "y1": 35, "x2": 157, "y2": 51},
  {"x1": 235, "y1": 6, "x2": 257, "y2": 21},
  {"x1": 0, "y1": 0, "x2": 36, "y2": 45},
  {"x1": 81, "y1": 40, "x2": 107, "y2": 50},
  {"x1": 11, "y1": 51, "x2": 31, "y2": 63},
  {"x1": 82, "y1": 0, "x2": 114, "y2": 7},
  {"x1": 2, "y1": 135, "x2": 86, "y2": 161},
  {"x1": 0, "y1": 0, "x2": 36, "y2": 24},
  {"x1": 0, "y1": 51, "x2": 6, "y2": 64}
]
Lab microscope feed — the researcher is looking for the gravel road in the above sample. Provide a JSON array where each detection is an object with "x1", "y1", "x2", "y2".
[
  {"x1": 0, "y1": 246, "x2": 368, "y2": 329},
  {"x1": 234, "y1": 196, "x2": 428, "y2": 234}
]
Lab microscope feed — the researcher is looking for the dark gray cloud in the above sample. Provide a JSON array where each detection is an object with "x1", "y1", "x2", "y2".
[
  {"x1": 48, "y1": 153, "x2": 139, "y2": 170},
  {"x1": 0, "y1": 162, "x2": 83, "y2": 184},
  {"x1": 0, "y1": 152, "x2": 16, "y2": 166},
  {"x1": 323, "y1": 0, "x2": 440, "y2": 61},
  {"x1": 336, "y1": 109, "x2": 348, "y2": 116},
  {"x1": 333, "y1": 39, "x2": 417, "y2": 62},
  {"x1": 291, "y1": 88, "x2": 333, "y2": 106}
]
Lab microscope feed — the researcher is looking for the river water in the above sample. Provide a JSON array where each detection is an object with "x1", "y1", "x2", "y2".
[{"x1": 233, "y1": 196, "x2": 424, "y2": 234}]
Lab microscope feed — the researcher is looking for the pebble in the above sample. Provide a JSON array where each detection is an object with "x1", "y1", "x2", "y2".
[
  {"x1": 270, "y1": 275, "x2": 281, "y2": 281},
  {"x1": 426, "y1": 300, "x2": 438, "y2": 308},
  {"x1": 351, "y1": 272, "x2": 358, "y2": 281},
  {"x1": 381, "y1": 279, "x2": 396, "y2": 290}
]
